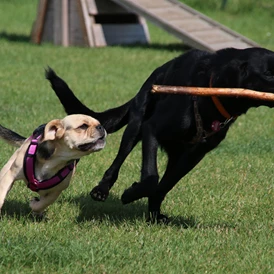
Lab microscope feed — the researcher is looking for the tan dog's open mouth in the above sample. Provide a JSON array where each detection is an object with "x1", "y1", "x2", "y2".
[{"x1": 78, "y1": 136, "x2": 106, "y2": 152}]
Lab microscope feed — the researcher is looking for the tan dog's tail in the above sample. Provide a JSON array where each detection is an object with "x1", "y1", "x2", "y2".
[{"x1": 0, "y1": 124, "x2": 26, "y2": 147}]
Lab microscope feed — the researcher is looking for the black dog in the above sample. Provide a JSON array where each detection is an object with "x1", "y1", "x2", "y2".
[{"x1": 46, "y1": 47, "x2": 274, "y2": 222}]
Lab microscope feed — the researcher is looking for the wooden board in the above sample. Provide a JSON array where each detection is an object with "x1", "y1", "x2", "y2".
[
  {"x1": 30, "y1": 0, "x2": 48, "y2": 44},
  {"x1": 31, "y1": 0, "x2": 149, "y2": 47},
  {"x1": 112, "y1": 0, "x2": 259, "y2": 51}
]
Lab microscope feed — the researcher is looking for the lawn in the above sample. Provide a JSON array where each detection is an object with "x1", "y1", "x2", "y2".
[{"x1": 0, "y1": 0, "x2": 274, "y2": 273}]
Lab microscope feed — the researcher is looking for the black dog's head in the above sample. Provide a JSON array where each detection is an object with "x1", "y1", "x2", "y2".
[
  {"x1": 199, "y1": 48, "x2": 274, "y2": 112},
  {"x1": 211, "y1": 48, "x2": 274, "y2": 91}
]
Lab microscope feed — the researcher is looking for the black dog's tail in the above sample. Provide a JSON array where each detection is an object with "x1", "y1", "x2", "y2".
[
  {"x1": 0, "y1": 124, "x2": 26, "y2": 147},
  {"x1": 45, "y1": 67, "x2": 132, "y2": 134}
]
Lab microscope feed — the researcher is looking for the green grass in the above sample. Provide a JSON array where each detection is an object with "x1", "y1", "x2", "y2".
[{"x1": 0, "y1": 1, "x2": 274, "y2": 273}]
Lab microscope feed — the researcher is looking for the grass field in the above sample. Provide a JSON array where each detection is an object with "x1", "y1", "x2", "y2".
[{"x1": 0, "y1": 0, "x2": 274, "y2": 273}]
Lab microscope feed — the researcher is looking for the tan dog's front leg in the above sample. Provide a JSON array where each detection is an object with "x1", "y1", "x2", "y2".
[
  {"x1": 0, "y1": 170, "x2": 15, "y2": 214},
  {"x1": 30, "y1": 190, "x2": 62, "y2": 216}
]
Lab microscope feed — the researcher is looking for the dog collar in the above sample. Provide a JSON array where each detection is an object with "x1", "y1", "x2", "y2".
[
  {"x1": 209, "y1": 74, "x2": 237, "y2": 120},
  {"x1": 23, "y1": 135, "x2": 77, "y2": 192}
]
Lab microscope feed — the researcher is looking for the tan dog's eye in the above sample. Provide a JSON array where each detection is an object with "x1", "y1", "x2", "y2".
[{"x1": 78, "y1": 124, "x2": 89, "y2": 130}]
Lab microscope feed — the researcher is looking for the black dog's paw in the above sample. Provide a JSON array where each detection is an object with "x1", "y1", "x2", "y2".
[
  {"x1": 146, "y1": 212, "x2": 169, "y2": 225},
  {"x1": 121, "y1": 182, "x2": 149, "y2": 204},
  {"x1": 90, "y1": 184, "x2": 109, "y2": 202}
]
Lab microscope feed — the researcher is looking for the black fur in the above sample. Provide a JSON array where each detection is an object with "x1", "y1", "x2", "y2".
[
  {"x1": 0, "y1": 124, "x2": 26, "y2": 146},
  {"x1": 46, "y1": 47, "x2": 274, "y2": 222}
]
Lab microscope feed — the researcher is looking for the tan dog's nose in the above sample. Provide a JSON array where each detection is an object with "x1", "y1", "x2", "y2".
[{"x1": 96, "y1": 125, "x2": 105, "y2": 136}]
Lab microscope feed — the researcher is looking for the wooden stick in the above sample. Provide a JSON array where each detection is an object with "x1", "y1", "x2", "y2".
[{"x1": 152, "y1": 85, "x2": 274, "y2": 101}]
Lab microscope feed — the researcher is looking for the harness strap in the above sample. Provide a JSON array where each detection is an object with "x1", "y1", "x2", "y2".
[{"x1": 24, "y1": 135, "x2": 77, "y2": 192}]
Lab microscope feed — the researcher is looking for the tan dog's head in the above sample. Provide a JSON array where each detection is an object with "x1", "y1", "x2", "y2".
[{"x1": 37, "y1": 114, "x2": 106, "y2": 161}]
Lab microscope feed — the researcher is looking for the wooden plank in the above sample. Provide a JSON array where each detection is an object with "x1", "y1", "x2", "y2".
[
  {"x1": 168, "y1": 0, "x2": 259, "y2": 46},
  {"x1": 78, "y1": 0, "x2": 95, "y2": 46},
  {"x1": 139, "y1": 16, "x2": 150, "y2": 43},
  {"x1": 93, "y1": 24, "x2": 107, "y2": 46},
  {"x1": 53, "y1": 0, "x2": 62, "y2": 45},
  {"x1": 41, "y1": 0, "x2": 54, "y2": 43},
  {"x1": 209, "y1": 40, "x2": 252, "y2": 51},
  {"x1": 69, "y1": 0, "x2": 87, "y2": 46},
  {"x1": 174, "y1": 18, "x2": 213, "y2": 32},
  {"x1": 86, "y1": 0, "x2": 97, "y2": 15},
  {"x1": 152, "y1": 7, "x2": 194, "y2": 20},
  {"x1": 62, "y1": 0, "x2": 69, "y2": 46},
  {"x1": 136, "y1": 0, "x2": 172, "y2": 9},
  {"x1": 191, "y1": 28, "x2": 236, "y2": 44},
  {"x1": 30, "y1": 0, "x2": 48, "y2": 44}
]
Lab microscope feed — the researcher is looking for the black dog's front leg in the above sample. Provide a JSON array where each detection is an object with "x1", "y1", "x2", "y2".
[
  {"x1": 121, "y1": 119, "x2": 159, "y2": 204},
  {"x1": 90, "y1": 117, "x2": 142, "y2": 201}
]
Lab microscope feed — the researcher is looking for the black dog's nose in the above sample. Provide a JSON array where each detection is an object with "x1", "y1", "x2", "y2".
[{"x1": 96, "y1": 125, "x2": 105, "y2": 135}]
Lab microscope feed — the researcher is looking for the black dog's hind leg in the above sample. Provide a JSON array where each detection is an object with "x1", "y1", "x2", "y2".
[
  {"x1": 147, "y1": 145, "x2": 206, "y2": 223},
  {"x1": 148, "y1": 135, "x2": 228, "y2": 223},
  {"x1": 121, "y1": 135, "x2": 224, "y2": 223}
]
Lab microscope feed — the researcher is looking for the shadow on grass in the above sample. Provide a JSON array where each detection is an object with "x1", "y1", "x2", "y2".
[
  {"x1": 1, "y1": 200, "x2": 31, "y2": 220},
  {"x1": 70, "y1": 193, "x2": 222, "y2": 229},
  {"x1": 2, "y1": 196, "x2": 236, "y2": 230},
  {"x1": 168, "y1": 215, "x2": 201, "y2": 228},
  {"x1": 0, "y1": 31, "x2": 190, "y2": 52},
  {"x1": 120, "y1": 42, "x2": 191, "y2": 52},
  {"x1": 169, "y1": 215, "x2": 236, "y2": 230},
  {"x1": 0, "y1": 31, "x2": 30, "y2": 43},
  {"x1": 71, "y1": 193, "x2": 148, "y2": 224}
]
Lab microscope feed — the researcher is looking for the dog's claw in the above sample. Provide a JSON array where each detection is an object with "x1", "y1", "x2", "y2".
[{"x1": 90, "y1": 185, "x2": 109, "y2": 201}]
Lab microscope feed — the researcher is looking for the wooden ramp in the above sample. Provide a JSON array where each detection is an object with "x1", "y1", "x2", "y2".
[
  {"x1": 31, "y1": 0, "x2": 150, "y2": 47},
  {"x1": 112, "y1": 0, "x2": 259, "y2": 51}
]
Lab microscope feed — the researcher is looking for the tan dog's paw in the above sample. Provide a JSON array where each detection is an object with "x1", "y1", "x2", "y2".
[
  {"x1": 30, "y1": 197, "x2": 42, "y2": 212},
  {"x1": 30, "y1": 196, "x2": 40, "y2": 204}
]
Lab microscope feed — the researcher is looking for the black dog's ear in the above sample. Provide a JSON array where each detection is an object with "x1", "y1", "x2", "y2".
[
  {"x1": 239, "y1": 61, "x2": 249, "y2": 78},
  {"x1": 36, "y1": 141, "x2": 55, "y2": 160},
  {"x1": 213, "y1": 60, "x2": 249, "y2": 87}
]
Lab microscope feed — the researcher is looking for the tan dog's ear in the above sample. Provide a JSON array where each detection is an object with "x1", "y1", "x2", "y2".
[{"x1": 43, "y1": 119, "x2": 65, "y2": 140}]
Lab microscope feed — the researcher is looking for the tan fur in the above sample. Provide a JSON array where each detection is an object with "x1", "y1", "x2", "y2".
[{"x1": 0, "y1": 114, "x2": 106, "y2": 217}]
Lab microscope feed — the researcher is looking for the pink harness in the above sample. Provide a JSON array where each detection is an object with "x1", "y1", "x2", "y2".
[{"x1": 23, "y1": 135, "x2": 77, "y2": 192}]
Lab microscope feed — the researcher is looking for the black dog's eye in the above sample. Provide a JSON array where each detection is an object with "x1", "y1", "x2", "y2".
[{"x1": 78, "y1": 124, "x2": 89, "y2": 130}]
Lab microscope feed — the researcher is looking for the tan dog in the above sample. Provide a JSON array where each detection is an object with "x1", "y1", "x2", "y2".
[{"x1": 0, "y1": 114, "x2": 106, "y2": 217}]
